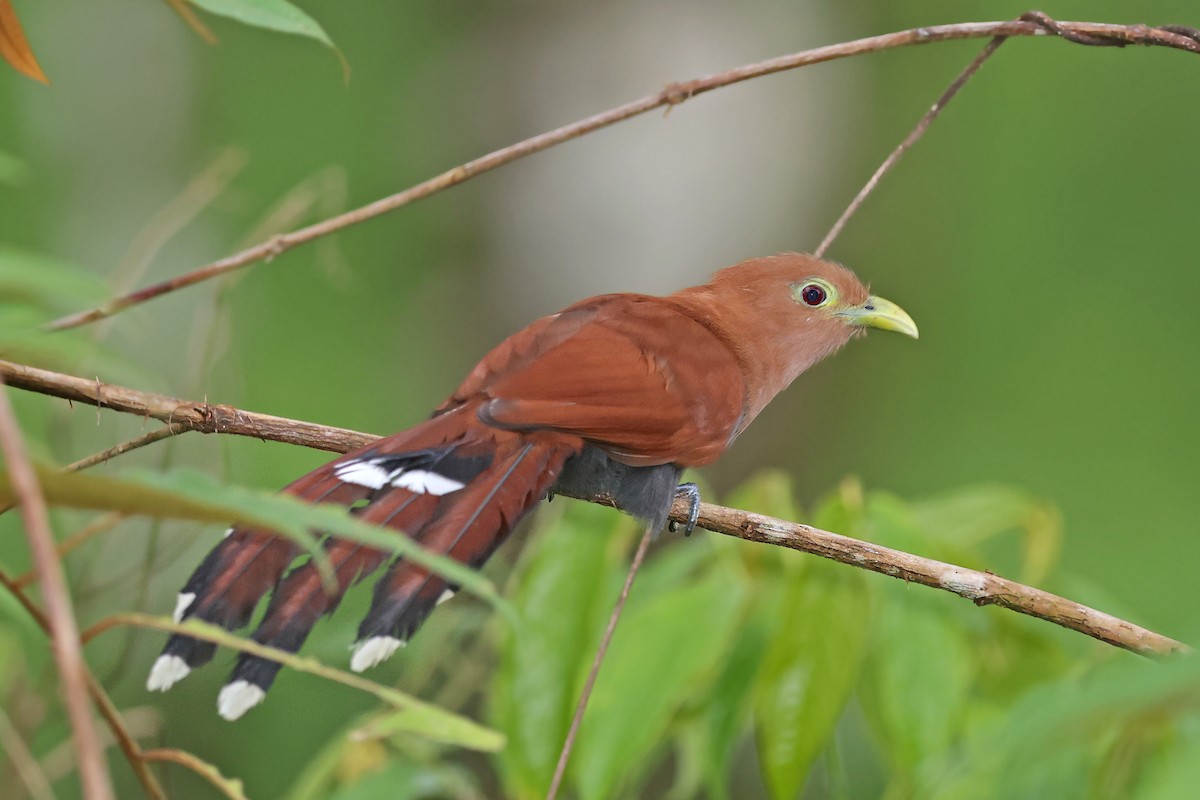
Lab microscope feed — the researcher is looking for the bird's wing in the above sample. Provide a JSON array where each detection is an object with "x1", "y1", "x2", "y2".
[{"x1": 450, "y1": 294, "x2": 746, "y2": 466}]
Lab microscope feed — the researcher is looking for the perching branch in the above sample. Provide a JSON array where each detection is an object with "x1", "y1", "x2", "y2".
[
  {"x1": 650, "y1": 494, "x2": 1187, "y2": 658},
  {"x1": 45, "y1": 13, "x2": 1200, "y2": 331},
  {"x1": 0, "y1": 359, "x2": 1186, "y2": 658}
]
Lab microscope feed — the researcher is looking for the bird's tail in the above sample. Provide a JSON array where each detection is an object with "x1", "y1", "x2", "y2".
[{"x1": 146, "y1": 405, "x2": 581, "y2": 719}]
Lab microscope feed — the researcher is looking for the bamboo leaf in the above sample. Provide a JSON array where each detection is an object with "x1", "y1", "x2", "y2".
[
  {"x1": 0, "y1": 465, "x2": 507, "y2": 613},
  {"x1": 97, "y1": 614, "x2": 504, "y2": 751},
  {"x1": 187, "y1": 0, "x2": 347, "y2": 78}
]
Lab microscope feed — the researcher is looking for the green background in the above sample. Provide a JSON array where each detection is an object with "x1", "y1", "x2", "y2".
[{"x1": 1, "y1": 1, "x2": 1198, "y2": 797}]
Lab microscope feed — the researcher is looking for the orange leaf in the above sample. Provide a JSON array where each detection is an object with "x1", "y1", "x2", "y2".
[{"x1": 0, "y1": 0, "x2": 48, "y2": 84}]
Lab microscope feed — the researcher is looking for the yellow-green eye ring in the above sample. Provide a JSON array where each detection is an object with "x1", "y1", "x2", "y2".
[{"x1": 791, "y1": 278, "x2": 835, "y2": 308}]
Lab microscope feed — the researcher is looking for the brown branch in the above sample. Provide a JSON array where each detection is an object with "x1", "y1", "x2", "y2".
[
  {"x1": 45, "y1": 14, "x2": 1200, "y2": 331},
  {"x1": 1, "y1": 359, "x2": 1186, "y2": 657},
  {"x1": 0, "y1": 381, "x2": 115, "y2": 800},
  {"x1": 648, "y1": 494, "x2": 1188, "y2": 657},
  {"x1": 0, "y1": 360, "x2": 371, "y2": 453}
]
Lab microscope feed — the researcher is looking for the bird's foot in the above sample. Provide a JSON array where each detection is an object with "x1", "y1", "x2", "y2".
[{"x1": 669, "y1": 483, "x2": 701, "y2": 536}]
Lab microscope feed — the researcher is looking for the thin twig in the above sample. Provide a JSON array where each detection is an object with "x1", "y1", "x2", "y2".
[
  {"x1": 0, "y1": 359, "x2": 1186, "y2": 657},
  {"x1": 0, "y1": 381, "x2": 114, "y2": 800},
  {"x1": 103, "y1": 148, "x2": 248, "y2": 334},
  {"x1": 546, "y1": 522, "x2": 656, "y2": 800},
  {"x1": 44, "y1": 15, "x2": 1200, "y2": 331},
  {"x1": 815, "y1": 35, "x2": 1008, "y2": 258},
  {"x1": 64, "y1": 425, "x2": 188, "y2": 472}
]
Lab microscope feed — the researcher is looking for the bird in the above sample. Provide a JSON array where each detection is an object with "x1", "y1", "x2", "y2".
[{"x1": 145, "y1": 252, "x2": 917, "y2": 720}]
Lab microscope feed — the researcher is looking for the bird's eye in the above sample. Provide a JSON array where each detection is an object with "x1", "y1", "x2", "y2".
[{"x1": 800, "y1": 284, "x2": 827, "y2": 306}]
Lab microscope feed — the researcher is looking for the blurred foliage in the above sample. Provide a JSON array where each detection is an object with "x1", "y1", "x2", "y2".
[{"x1": 2, "y1": 1, "x2": 1199, "y2": 797}]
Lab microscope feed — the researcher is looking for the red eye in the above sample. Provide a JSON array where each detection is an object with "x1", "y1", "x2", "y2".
[{"x1": 800, "y1": 284, "x2": 826, "y2": 306}]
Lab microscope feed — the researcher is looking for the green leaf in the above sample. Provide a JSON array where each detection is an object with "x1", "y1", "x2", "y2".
[
  {"x1": 99, "y1": 614, "x2": 504, "y2": 751},
  {"x1": 753, "y1": 557, "x2": 872, "y2": 800},
  {"x1": 187, "y1": 0, "x2": 347, "y2": 76},
  {"x1": 860, "y1": 497, "x2": 975, "y2": 775},
  {"x1": 571, "y1": 565, "x2": 747, "y2": 800},
  {"x1": 686, "y1": 613, "x2": 770, "y2": 800},
  {"x1": 909, "y1": 484, "x2": 1039, "y2": 546},
  {"x1": 1136, "y1": 741, "x2": 1200, "y2": 800},
  {"x1": 0, "y1": 247, "x2": 111, "y2": 362},
  {"x1": 0, "y1": 465, "x2": 507, "y2": 613},
  {"x1": 679, "y1": 470, "x2": 810, "y2": 799},
  {"x1": 351, "y1": 706, "x2": 506, "y2": 753},
  {"x1": 724, "y1": 469, "x2": 803, "y2": 528},
  {"x1": 287, "y1": 715, "x2": 480, "y2": 800},
  {"x1": 325, "y1": 760, "x2": 478, "y2": 800},
  {"x1": 861, "y1": 592, "x2": 974, "y2": 771},
  {"x1": 909, "y1": 484, "x2": 1063, "y2": 583},
  {"x1": 929, "y1": 654, "x2": 1200, "y2": 800},
  {"x1": 491, "y1": 501, "x2": 635, "y2": 798}
]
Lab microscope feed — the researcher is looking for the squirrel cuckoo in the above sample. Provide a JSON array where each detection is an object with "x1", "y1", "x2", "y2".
[{"x1": 146, "y1": 253, "x2": 917, "y2": 720}]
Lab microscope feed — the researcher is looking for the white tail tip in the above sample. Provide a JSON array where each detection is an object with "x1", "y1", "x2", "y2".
[
  {"x1": 146, "y1": 655, "x2": 191, "y2": 692},
  {"x1": 350, "y1": 636, "x2": 404, "y2": 673},
  {"x1": 217, "y1": 680, "x2": 266, "y2": 721},
  {"x1": 172, "y1": 592, "x2": 196, "y2": 623}
]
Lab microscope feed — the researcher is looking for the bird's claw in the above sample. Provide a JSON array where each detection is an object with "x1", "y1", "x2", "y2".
[{"x1": 669, "y1": 482, "x2": 701, "y2": 536}]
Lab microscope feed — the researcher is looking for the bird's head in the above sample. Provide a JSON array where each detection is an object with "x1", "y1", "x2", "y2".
[
  {"x1": 786, "y1": 259, "x2": 918, "y2": 341},
  {"x1": 672, "y1": 253, "x2": 917, "y2": 426}
]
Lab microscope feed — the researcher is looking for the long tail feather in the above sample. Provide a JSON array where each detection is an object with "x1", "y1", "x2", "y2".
[
  {"x1": 350, "y1": 436, "x2": 578, "y2": 672},
  {"x1": 218, "y1": 491, "x2": 441, "y2": 712},
  {"x1": 150, "y1": 400, "x2": 583, "y2": 718},
  {"x1": 149, "y1": 407, "x2": 480, "y2": 696},
  {"x1": 148, "y1": 474, "x2": 362, "y2": 692}
]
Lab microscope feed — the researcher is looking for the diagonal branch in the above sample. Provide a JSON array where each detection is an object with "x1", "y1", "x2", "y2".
[
  {"x1": 0, "y1": 358, "x2": 1186, "y2": 657},
  {"x1": 45, "y1": 14, "x2": 1200, "y2": 331}
]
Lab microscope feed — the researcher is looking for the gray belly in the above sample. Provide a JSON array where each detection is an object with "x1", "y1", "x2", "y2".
[{"x1": 552, "y1": 445, "x2": 682, "y2": 533}]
